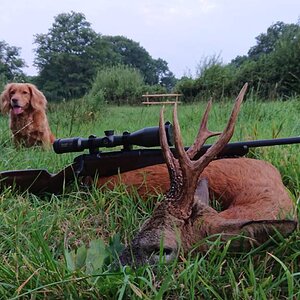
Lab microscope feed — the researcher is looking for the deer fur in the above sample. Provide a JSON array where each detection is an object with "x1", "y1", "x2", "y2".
[
  {"x1": 101, "y1": 159, "x2": 296, "y2": 266},
  {"x1": 99, "y1": 84, "x2": 297, "y2": 266}
]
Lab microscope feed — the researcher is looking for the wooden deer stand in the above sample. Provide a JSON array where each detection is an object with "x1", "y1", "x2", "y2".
[{"x1": 142, "y1": 93, "x2": 182, "y2": 105}]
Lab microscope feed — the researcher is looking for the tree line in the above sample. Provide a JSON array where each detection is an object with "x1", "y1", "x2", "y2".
[
  {"x1": 176, "y1": 20, "x2": 300, "y2": 101},
  {"x1": 1, "y1": 11, "x2": 300, "y2": 103}
]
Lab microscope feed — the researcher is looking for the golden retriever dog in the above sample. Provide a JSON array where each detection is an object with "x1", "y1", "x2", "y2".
[{"x1": 0, "y1": 83, "x2": 55, "y2": 148}]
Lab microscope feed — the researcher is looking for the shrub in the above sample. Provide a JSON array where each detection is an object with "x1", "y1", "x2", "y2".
[
  {"x1": 89, "y1": 65, "x2": 146, "y2": 105},
  {"x1": 175, "y1": 55, "x2": 236, "y2": 102},
  {"x1": 0, "y1": 74, "x2": 7, "y2": 92},
  {"x1": 141, "y1": 84, "x2": 167, "y2": 95},
  {"x1": 174, "y1": 77, "x2": 200, "y2": 102}
]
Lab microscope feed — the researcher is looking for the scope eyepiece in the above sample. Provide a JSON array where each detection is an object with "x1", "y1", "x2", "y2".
[{"x1": 53, "y1": 122, "x2": 173, "y2": 154}]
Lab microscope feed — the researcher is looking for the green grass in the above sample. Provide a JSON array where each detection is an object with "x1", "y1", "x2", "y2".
[{"x1": 0, "y1": 97, "x2": 299, "y2": 299}]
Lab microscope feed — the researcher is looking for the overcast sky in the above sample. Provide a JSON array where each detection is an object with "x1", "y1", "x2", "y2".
[{"x1": 0, "y1": 0, "x2": 299, "y2": 78}]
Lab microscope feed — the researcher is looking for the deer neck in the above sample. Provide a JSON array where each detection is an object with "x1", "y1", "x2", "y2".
[{"x1": 180, "y1": 207, "x2": 221, "y2": 252}]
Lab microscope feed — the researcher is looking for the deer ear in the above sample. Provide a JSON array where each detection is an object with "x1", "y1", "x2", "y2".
[
  {"x1": 229, "y1": 219, "x2": 297, "y2": 250},
  {"x1": 191, "y1": 178, "x2": 211, "y2": 219},
  {"x1": 194, "y1": 178, "x2": 209, "y2": 205}
]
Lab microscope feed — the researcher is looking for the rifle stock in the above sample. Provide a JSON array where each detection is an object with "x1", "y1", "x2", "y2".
[
  {"x1": 0, "y1": 136, "x2": 299, "y2": 195},
  {"x1": 0, "y1": 164, "x2": 78, "y2": 194}
]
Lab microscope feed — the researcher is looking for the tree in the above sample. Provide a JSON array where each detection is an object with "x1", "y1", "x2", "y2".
[
  {"x1": 0, "y1": 40, "x2": 26, "y2": 81},
  {"x1": 248, "y1": 21, "x2": 299, "y2": 59},
  {"x1": 154, "y1": 58, "x2": 177, "y2": 91},
  {"x1": 34, "y1": 11, "x2": 115, "y2": 100},
  {"x1": 102, "y1": 35, "x2": 175, "y2": 87},
  {"x1": 33, "y1": 12, "x2": 178, "y2": 100},
  {"x1": 266, "y1": 26, "x2": 300, "y2": 96},
  {"x1": 239, "y1": 21, "x2": 300, "y2": 98},
  {"x1": 176, "y1": 20, "x2": 300, "y2": 100}
]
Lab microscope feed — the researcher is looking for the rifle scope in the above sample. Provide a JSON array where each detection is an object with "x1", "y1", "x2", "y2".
[{"x1": 53, "y1": 122, "x2": 173, "y2": 154}]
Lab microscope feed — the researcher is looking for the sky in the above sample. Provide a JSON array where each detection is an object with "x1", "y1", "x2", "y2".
[{"x1": 0, "y1": 0, "x2": 299, "y2": 78}]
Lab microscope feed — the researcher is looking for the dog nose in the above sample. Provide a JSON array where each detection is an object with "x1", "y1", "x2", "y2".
[{"x1": 12, "y1": 98, "x2": 18, "y2": 104}]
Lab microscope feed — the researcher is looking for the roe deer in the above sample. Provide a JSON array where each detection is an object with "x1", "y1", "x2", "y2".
[{"x1": 115, "y1": 84, "x2": 297, "y2": 266}]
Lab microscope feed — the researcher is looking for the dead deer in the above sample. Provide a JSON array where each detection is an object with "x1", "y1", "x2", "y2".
[{"x1": 116, "y1": 84, "x2": 297, "y2": 266}]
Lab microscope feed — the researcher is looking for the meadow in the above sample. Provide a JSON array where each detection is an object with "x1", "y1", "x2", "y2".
[{"x1": 0, "y1": 96, "x2": 299, "y2": 299}]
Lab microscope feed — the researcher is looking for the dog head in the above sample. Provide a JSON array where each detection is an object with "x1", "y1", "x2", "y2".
[{"x1": 0, "y1": 83, "x2": 47, "y2": 115}]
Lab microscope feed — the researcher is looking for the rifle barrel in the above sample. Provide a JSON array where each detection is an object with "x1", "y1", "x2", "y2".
[
  {"x1": 186, "y1": 136, "x2": 300, "y2": 156},
  {"x1": 0, "y1": 136, "x2": 299, "y2": 195},
  {"x1": 225, "y1": 136, "x2": 300, "y2": 148}
]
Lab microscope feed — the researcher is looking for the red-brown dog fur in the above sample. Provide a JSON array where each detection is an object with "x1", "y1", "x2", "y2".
[{"x1": 0, "y1": 83, "x2": 55, "y2": 148}]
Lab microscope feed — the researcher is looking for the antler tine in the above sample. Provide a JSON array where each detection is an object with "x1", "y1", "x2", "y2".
[
  {"x1": 187, "y1": 99, "x2": 222, "y2": 159},
  {"x1": 159, "y1": 106, "x2": 177, "y2": 177},
  {"x1": 172, "y1": 103, "x2": 193, "y2": 177},
  {"x1": 194, "y1": 83, "x2": 248, "y2": 172}
]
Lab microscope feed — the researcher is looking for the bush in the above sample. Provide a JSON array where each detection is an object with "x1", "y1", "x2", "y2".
[
  {"x1": 89, "y1": 65, "x2": 146, "y2": 105},
  {"x1": 174, "y1": 77, "x2": 200, "y2": 102},
  {"x1": 141, "y1": 84, "x2": 167, "y2": 95},
  {"x1": 194, "y1": 64, "x2": 235, "y2": 100},
  {"x1": 175, "y1": 56, "x2": 236, "y2": 102},
  {"x1": 0, "y1": 74, "x2": 7, "y2": 92}
]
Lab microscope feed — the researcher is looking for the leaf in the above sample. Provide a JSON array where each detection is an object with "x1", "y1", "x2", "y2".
[
  {"x1": 75, "y1": 245, "x2": 87, "y2": 270},
  {"x1": 108, "y1": 233, "x2": 125, "y2": 257},
  {"x1": 85, "y1": 239, "x2": 108, "y2": 275},
  {"x1": 64, "y1": 249, "x2": 76, "y2": 272}
]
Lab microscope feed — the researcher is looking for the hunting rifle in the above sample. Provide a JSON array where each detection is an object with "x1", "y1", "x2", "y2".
[{"x1": 0, "y1": 122, "x2": 299, "y2": 195}]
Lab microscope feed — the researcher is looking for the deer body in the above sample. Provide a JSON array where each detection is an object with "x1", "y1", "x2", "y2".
[
  {"x1": 98, "y1": 158, "x2": 293, "y2": 221},
  {"x1": 101, "y1": 158, "x2": 296, "y2": 265},
  {"x1": 110, "y1": 84, "x2": 297, "y2": 266}
]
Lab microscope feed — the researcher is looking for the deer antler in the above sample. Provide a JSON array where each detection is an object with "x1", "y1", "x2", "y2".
[
  {"x1": 159, "y1": 83, "x2": 248, "y2": 218},
  {"x1": 186, "y1": 100, "x2": 222, "y2": 159}
]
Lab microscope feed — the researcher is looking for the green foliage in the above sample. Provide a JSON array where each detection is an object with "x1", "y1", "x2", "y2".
[
  {"x1": 195, "y1": 64, "x2": 235, "y2": 100},
  {"x1": 64, "y1": 234, "x2": 124, "y2": 277},
  {"x1": 0, "y1": 73, "x2": 6, "y2": 91},
  {"x1": 176, "y1": 20, "x2": 300, "y2": 100},
  {"x1": 33, "y1": 13, "x2": 175, "y2": 101},
  {"x1": 142, "y1": 83, "x2": 167, "y2": 95},
  {"x1": 175, "y1": 56, "x2": 236, "y2": 101},
  {"x1": 0, "y1": 98, "x2": 299, "y2": 298},
  {"x1": 34, "y1": 11, "x2": 116, "y2": 100},
  {"x1": 102, "y1": 36, "x2": 176, "y2": 88},
  {"x1": 175, "y1": 76, "x2": 200, "y2": 102},
  {"x1": 89, "y1": 65, "x2": 146, "y2": 105},
  {"x1": 0, "y1": 40, "x2": 26, "y2": 82},
  {"x1": 248, "y1": 21, "x2": 300, "y2": 59}
]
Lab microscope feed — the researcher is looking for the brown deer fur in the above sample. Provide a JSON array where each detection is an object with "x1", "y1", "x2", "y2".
[
  {"x1": 111, "y1": 161, "x2": 296, "y2": 266},
  {"x1": 97, "y1": 158, "x2": 294, "y2": 221},
  {"x1": 98, "y1": 84, "x2": 297, "y2": 266}
]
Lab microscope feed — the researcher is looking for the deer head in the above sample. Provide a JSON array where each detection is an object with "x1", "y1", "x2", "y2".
[{"x1": 119, "y1": 83, "x2": 296, "y2": 267}]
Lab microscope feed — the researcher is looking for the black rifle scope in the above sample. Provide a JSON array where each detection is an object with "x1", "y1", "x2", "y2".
[{"x1": 53, "y1": 122, "x2": 173, "y2": 154}]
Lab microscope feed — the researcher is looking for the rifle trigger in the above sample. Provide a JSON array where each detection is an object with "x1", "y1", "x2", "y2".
[{"x1": 74, "y1": 155, "x2": 85, "y2": 177}]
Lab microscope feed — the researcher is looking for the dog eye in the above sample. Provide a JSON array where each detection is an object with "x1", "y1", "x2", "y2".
[{"x1": 22, "y1": 91, "x2": 29, "y2": 94}]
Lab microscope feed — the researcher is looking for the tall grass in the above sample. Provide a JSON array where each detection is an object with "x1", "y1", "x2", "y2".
[{"x1": 0, "y1": 97, "x2": 299, "y2": 298}]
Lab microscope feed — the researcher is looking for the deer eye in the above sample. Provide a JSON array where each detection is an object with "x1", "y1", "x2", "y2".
[
  {"x1": 149, "y1": 247, "x2": 173, "y2": 256},
  {"x1": 162, "y1": 248, "x2": 173, "y2": 256}
]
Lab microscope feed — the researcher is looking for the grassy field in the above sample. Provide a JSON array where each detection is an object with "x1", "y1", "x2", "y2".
[{"x1": 0, "y1": 96, "x2": 299, "y2": 299}]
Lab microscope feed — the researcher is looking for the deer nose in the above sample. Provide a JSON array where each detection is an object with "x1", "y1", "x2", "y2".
[{"x1": 151, "y1": 246, "x2": 175, "y2": 263}]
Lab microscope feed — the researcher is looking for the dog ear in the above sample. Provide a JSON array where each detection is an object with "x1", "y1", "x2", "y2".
[
  {"x1": 0, "y1": 84, "x2": 12, "y2": 114},
  {"x1": 28, "y1": 84, "x2": 47, "y2": 111}
]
